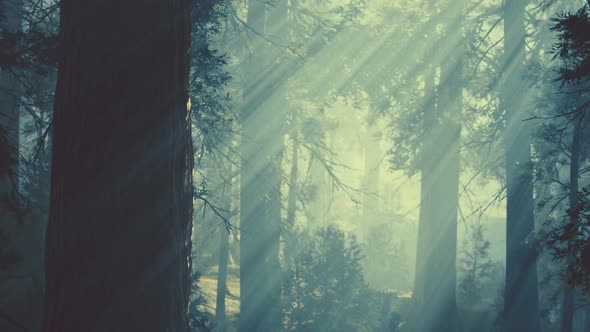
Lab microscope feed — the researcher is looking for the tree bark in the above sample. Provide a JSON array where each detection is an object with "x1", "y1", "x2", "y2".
[
  {"x1": 413, "y1": 65, "x2": 436, "y2": 306},
  {"x1": 584, "y1": 306, "x2": 590, "y2": 332},
  {"x1": 421, "y1": 54, "x2": 462, "y2": 332},
  {"x1": 501, "y1": 0, "x2": 541, "y2": 331},
  {"x1": 215, "y1": 224, "x2": 230, "y2": 331},
  {"x1": 238, "y1": 1, "x2": 287, "y2": 331},
  {"x1": 412, "y1": 1, "x2": 463, "y2": 328},
  {"x1": 362, "y1": 126, "x2": 381, "y2": 217},
  {"x1": 561, "y1": 120, "x2": 581, "y2": 332},
  {"x1": 286, "y1": 134, "x2": 298, "y2": 234},
  {"x1": 42, "y1": 1, "x2": 193, "y2": 331},
  {"x1": 215, "y1": 159, "x2": 233, "y2": 331},
  {"x1": 0, "y1": 0, "x2": 22, "y2": 209}
]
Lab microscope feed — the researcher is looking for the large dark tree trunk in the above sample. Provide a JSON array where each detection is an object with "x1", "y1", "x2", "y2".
[
  {"x1": 42, "y1": 1, "x2": 193, "y2": 331},
  {"x1": 238, "y1": 1, "x2": 287, "y2": 331},
  {"x1": 501, "y1": 0, "x2": 540, "y2": 331}
]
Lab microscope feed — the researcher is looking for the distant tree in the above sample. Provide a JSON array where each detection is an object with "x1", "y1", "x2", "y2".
[
  {"x1": 283, "y1": 225, "x2": 377, "y2": 332},
  {"x1": 0, "y1": 0, "x2": 22, "y2": 219},
  {"x1": 42, "y1": 0, "x2": 194, "y2": 330},
  {"x1": 363, "y1": 223, "x2": 410, "y2": 292},
  {"x1": 458, "y1": 221, "x2": 501, "y2": 308},
  {"x1": 0, "y1": 0, "x2": 58, "y2": 330}
]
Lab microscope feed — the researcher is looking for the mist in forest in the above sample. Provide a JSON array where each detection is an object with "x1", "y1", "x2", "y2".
[{"x1": 1, "y1": 0, "x2": 590, "y2": 331}]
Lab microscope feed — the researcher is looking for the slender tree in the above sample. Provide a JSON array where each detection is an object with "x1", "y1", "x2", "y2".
[
  {"x1": 560, "y1": 118, "x2": 582, "y2": 332},
  {"x1": 412, "y1": 1, "x2": 464, "y2": 329},
  {"x1": 361, "y1": 124, "x2": 381, "y2": 217},
  {"x1": 413, "y1": 65, "x2": 436, "y2": 306},
  {"x1": 0, "y1": 0, "x2": 22, "y2": 213},
  {"x1": 42, "y1": 0, "x2": 193, "y2": 331},
  {"x1": 215, "y1": 153, "x2": 234, "y2": 331},
  {"x1": 501, "y1": 0, "x2": 541, "y2": 330},
  {"x1": 238, "y1": 0, "x2": 287, "y2": 330}
]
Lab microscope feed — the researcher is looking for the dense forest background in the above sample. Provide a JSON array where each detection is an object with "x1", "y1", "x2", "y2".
[{"x1": 1, "y1": 0, "x2": 590, "y2": 331}]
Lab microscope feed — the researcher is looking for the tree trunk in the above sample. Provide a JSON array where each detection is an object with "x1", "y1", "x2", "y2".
[
  {"x1": 215, "y1": 223, "x2": 230, "y2": 330},
  {"x1": 584, "y1": 306, "x2": 590, "y2": 332},
  {"x1": 413, "y1": 65, "x2": 436, "y2": 306},
  {"x1": 215, "y1": 158, "x2": 233, "y2": 331},
  {"x1": 502, "y1": 0, "x2": 541, "y2": 331},
  {"x1": 309, "y1": 150, "x2": 329, "y2": 224},
  {"x1": 412, "y1": 2, "x2": 463, "y2": 328},
  {"x1": 286, "y1": 134, "x2": 298, "y2": 235},
  {"x1": 423, "y1": 55, "x2": 462, "y2": 332},
  {"x1": 238, "y1": 1, "x2": 287, "y2": 331},
  {"x1": 0, "y1": 0, "x2": 22, "y2": 211},
  {"x1": 561, "y1": 120, "x2": 581, "y2": 332},
  {"x1": 42, "y1": 1, "x2": 193, "y2": 331},
  {"x1": 362, "y1": 127, "x2": 381, "y2": 217}
]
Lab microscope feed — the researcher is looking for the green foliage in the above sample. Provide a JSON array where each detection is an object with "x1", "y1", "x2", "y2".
[
  {"x1": 189, "y1": 271, "x2": 214, "y2": 332},
  {"x1": 545, "y1": 186, "x2": 590, "y2": 295},
  {"x1": 190, "y1": 0, "x2": 233, "y2": 158},
  {"x1": 458, "y1": 221, "x2": 502, "y2": 308},
  {"x1": 283, "y1": 225, "x2": 387, "y2": 331},
  {"x1": 535, "y1": 2, "x2": 590, "y2": 296},
  {"x1": 551, "y1": 4, "x2": 590, "y2": 85}
]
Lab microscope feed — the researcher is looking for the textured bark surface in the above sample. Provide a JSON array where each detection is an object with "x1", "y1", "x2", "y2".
[{"x1": 42, "y1": 1, "x2": 193, "y2": 331}]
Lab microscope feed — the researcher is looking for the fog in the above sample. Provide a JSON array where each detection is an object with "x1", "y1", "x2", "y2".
[{"x1": 2, "y1": 0, "x2": 590, "y2": 331}]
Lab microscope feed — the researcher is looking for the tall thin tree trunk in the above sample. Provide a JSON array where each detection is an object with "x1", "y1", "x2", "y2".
[
  {"x1": 412, "y1": 1, "x2": 463, "y2": 329},
  {"x1": 238, "y1": 1, "x2": 287, "y2": 330},
  {"x1": 42, "y1": 1, "x2": 193, "y2": 331},
  {"x1": 0, "y1": 0, "x2": 22, "y2": 210},
  {"x1": 215, "y1": 214, "x2": 230, "y2": 330},
  {"x1": 413, "y1": 65, "x2": 436, "y2": 306},
  {"x1": 502, "y1": 0, "x2": 541, "y2": 331},
  {"x1": 584, "y1": 306, "x2": 590, "y2": 332},
  {"x1": 309, "y1": 151, "x2": 328, "y2": 224},
  {"x1": 216, "y1": 156, "x2": 233, "y2": 331},
  {"x1": 362, "y1": 126, "x2": 381, "y2": 218},
  {"x1": 561, "y1": 120, "x2": 581, "y2": 332},
  {"x1": 424, "y1": 51, "x2": 462, "y2": 332},
  {"x1": 281, "y1": 130, "x2": 298, "y2": 320},
  {"x1": 286, "y1": 135, "x2": 298, "y2": 234}
]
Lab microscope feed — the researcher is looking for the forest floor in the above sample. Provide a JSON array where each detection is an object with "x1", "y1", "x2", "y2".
[{"x1": 200, "y1": 265, "x2": 241, "y2": 329}]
